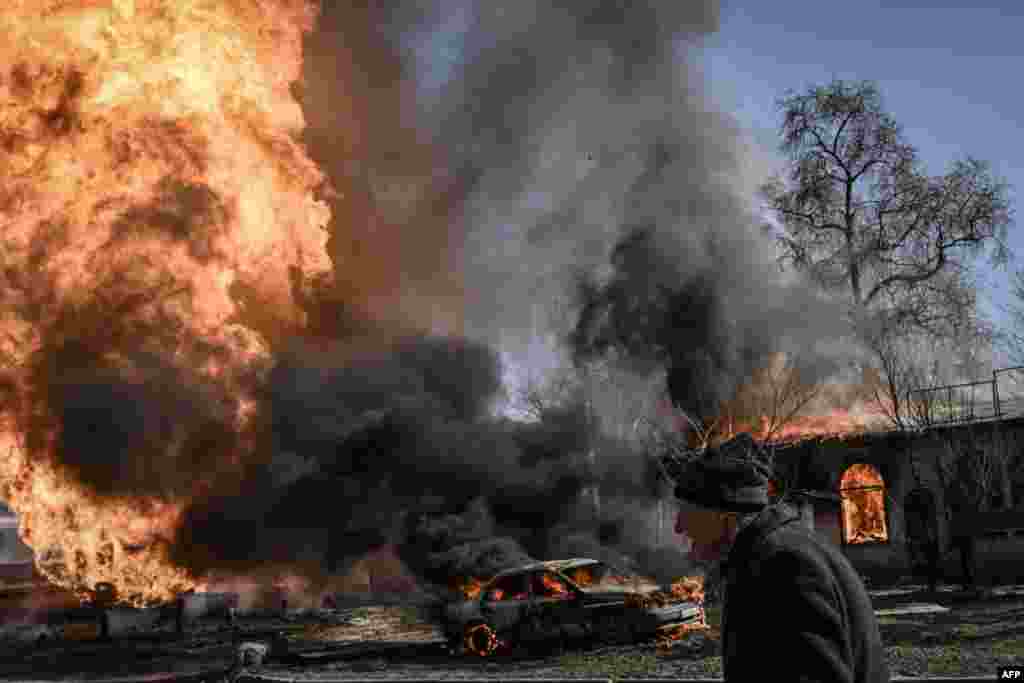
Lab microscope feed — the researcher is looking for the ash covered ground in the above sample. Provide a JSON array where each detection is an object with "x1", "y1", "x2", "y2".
[{"x1": 5, "y1": 588, "x2": 1024, "y2": 681}]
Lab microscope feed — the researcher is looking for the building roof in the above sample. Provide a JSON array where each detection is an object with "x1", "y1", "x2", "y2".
[{"x1": 767, "y1": 408, "x2": 1024, "y2": 451}]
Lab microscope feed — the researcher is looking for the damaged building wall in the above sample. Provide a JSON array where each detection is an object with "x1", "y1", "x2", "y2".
[
  {"x1": 774, "y1": 435, "x2": 914, "y2": 585},
  {"x1": 776, "y1": 419, "x2": 1024, "y2": 586},
  {"x1": 901, "y1": 422, "x2": 1024, "y2": 585}
]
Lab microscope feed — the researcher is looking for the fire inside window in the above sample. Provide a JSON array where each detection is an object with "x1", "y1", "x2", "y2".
[{"x1": 839, "y1": 463, "x2": 889, "y2": 544}]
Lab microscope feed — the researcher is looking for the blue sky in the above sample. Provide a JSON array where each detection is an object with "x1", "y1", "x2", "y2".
[{"x1": 700, "y1": 0, "x2": 1024, "y2": 360}]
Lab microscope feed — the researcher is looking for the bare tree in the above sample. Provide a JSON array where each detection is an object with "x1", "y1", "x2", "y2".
[
  {"x1": 628, "y1": 351, "x2": 826, "y2": 452},
  {"x1": 869, "y1": 315, "x2": 1005, "y2": 494},
  {"x1": 638, "y1": 352, "x2": 821, "y2": 466},
  {"x1": 515, "y1": 369, "x2": 584, "y2": 422},
  {"x1": 729, "y1": 352, "x2": 825, "y2": 443},
  {"x1": 859, "y1": 318, "x2": 939, "y2": 430},
  {"x1": 762, "y1": 80, "x2": 1011, "y2": 339},
  {"x1": 999, "y1": 268, "x2": 1024, "y2": 365}
]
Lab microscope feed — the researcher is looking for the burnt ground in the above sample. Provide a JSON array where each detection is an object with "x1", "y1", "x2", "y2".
[{"x1": 0, "y1": 591, "x2": 1023, "y2": 680}]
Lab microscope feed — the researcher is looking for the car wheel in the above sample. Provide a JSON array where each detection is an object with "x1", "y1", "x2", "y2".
[{"x1": 463, "y1": 622, "x2": 499, "y2": 657}]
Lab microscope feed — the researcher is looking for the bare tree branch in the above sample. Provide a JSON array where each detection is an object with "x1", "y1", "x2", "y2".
[{"x1": 763, "y1": 81, "x2": 1013, "y2": 339}]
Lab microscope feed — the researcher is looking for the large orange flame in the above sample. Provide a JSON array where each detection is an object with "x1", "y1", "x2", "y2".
[
  {"x1": 686, "y1": 401, "x2": 891, "y2": 449},
  {"x1": 670, "y1": 575, "x2": 704, "y2": 604},
  {"x1": 757, "y1": 408, "x2": 884, "y2": 444},
  {"x1": 0, "y1": 0, "x2": 330, "y2": 605}
]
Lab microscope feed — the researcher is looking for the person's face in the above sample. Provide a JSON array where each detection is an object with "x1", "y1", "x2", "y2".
[{"x1": 676, "y1": 504, "x2": 738, "y2": 562}]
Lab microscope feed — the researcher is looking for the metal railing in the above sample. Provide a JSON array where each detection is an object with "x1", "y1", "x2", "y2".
[
  {"x1": 994, "y1": 365, "x2": 1024, "y2": 420},
  {"x1": 908, "y1": 365, "x2": 1024, "y2": 427}
]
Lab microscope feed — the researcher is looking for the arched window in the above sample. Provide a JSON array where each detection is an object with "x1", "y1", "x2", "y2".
[{"x1": 839, "y1": 463, "x2": 889, "y2": 544}]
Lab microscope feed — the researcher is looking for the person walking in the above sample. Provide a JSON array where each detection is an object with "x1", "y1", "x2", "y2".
[{"x1": 672, "y1": 433, "x2": 889, "y2": 683}]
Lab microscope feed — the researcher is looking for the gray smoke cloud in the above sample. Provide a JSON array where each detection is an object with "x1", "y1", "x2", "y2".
[
  {"x1": 377, "y1": 0, "x2": 850, "y2": 421},
  {"x1": 403, "y1": 1, "x2": 723, "y2": 348}
]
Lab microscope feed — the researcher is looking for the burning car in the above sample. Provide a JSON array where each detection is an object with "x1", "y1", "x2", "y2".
[{"x1": 443, "y1": 559, "x2": 705, "y2": 656}]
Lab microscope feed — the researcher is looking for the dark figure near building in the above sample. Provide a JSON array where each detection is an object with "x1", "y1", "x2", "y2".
[
  {"x1": 904, "y1": 489, "x2": 942, "y2": 593},
  {"x1": 922, "y1": 537, "x2": 942, "y2": 594},
  {"x1": 948, "y1": 457, "x2": 980, "y2": 590},
  {"x1": 673, "y1": 433, "x2": 889, "y2": 683}
]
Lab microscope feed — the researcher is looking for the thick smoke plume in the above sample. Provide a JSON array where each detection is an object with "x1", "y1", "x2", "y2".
[{"x1": 374, "y1": 1, "x2": 850, "y2": 419}]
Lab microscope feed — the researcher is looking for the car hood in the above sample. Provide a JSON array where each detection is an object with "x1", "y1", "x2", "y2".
[
  {"x1": 578, "y1": 587, "x2": 694, "y2": 607},
  {"x1": 577, "y1": 589, "x2": 632, "y2": 603}
]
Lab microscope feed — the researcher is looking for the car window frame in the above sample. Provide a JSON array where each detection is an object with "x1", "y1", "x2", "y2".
[
  {"x1": 531, "y1": 570, "x2": 577, "y2": 601},
  {"x1": 480, "y1": 571, "x2": 532, "y2": 603},
  {"x1": 561, "y1": 561, "x2": 631, "y2": 589}
]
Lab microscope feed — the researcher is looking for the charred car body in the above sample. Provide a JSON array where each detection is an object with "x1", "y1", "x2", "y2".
[{"x1": 442, "y1": 559, "x2": 704, "y2": 656}]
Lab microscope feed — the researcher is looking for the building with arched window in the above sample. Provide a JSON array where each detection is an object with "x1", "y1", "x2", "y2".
[{"x1": 770, "y1": 420, "x2": 1024, "y2": 587}]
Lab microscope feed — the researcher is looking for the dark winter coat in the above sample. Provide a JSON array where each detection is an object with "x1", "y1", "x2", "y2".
[{"x1": 720, "y1": 503, "x2": 889, "y2": 683}]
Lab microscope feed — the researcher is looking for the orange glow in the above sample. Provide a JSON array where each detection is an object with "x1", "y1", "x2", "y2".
[
  {"x1": 538, "y1": 572, "x2": 569, "y2": 598},
  {"x1": 563, "y1": 565, "x2": 647, "y2": 591},
  {"x1": 564, "y1": 566, "x2": 594, "y2": 586},
  {"x1": 670, "y1": 575, "x2": 705, "y2": 604},
  {"x1": 655, "y1": 576, "x2": 708, "y2": 651},
  {"x1": 655, "y1": 618, "x2": 709, "y2": 652},
  {"x1": 840, "y1": 464, "x2": 889, "y2": 544},
  {"x1": 664, "y1": 357, "x2": 890, "y2": 448},
  {"x1": 623, "y1": 575, "x2": 703, "y2": 609},
  {"x1": 708, "y1": 406, "x2": 886, "y2": 446},
  {"x1": 0, "y1": 0, "x2": 329, "y2": 606},
  {"x1": 453, "y1": 576, "x2": 485, "y2": 600},
  {"x1": 759, "y1": 408, "x2": 882, "y2": 444}
]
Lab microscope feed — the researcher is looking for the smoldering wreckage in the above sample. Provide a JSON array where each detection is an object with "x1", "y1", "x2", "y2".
[{"x1": 0, "y1": 0, "x2": 868, "y2": 679}]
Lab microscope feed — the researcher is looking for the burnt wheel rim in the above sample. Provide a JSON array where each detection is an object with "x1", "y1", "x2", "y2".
[{"x1": 464, "y1": 623, "x2": 498, "y2": 656}]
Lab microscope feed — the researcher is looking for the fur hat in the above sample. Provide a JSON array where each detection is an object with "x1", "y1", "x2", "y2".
[{"x1": 673, "y1": 433, "x2": 773, "y2": 513}]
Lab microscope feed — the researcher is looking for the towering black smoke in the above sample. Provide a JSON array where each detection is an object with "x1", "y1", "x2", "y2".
[{"x1": 173, "y1": 335, "x2": 669, "y2": 589}]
